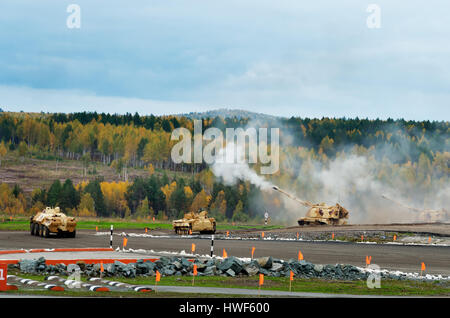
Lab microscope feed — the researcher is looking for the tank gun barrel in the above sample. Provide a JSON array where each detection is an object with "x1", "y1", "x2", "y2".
[
  {"x1": 272, "y1": 186, "x2": 313, "y2": 207},
  {"x1": 381, "y1": 195, "x2": 421, "y2": 212}
]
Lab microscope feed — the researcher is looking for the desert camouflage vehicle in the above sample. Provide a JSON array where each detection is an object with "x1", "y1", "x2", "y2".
[
  {"x1": 30, "y1": 207, "x2": 77, "y2": 238},
  {"x1": 173, "y1": 210, "x2": 216, "y2": 235},
  {"x1": 272, "y1": 186, "x2": 349, "y2": 226},
  {"x1": 382, "y1": 195, "x2": 448, "y2": 223},
  {"x1": 296, "y1": 203, "x2": 349, "y2": 225}
]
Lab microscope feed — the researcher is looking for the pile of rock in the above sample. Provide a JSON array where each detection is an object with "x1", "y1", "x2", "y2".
[
  {"x1": 10, "y1": 256, "x2": 438, "y2": 281},
  {"x1": 215, "y1": 256, "x2": 368, "y2": 280},
  {"x1": 18, "y1": 257, "x2": 68, "y2": 276}
]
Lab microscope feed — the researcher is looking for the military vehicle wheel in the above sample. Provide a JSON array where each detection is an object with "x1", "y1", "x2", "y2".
[
  {"x1": 30, "y1": 223, "x2": 35, "y2": 235},
  {"x1": 68, "y1": 230, "x2": 76, "y2": 238},
  {"x1": 43, "y1": 226, "x2": 50, "y2": 238},
  {"x1": 39, "y1": 224, "x2": 44, "y2": 237}
]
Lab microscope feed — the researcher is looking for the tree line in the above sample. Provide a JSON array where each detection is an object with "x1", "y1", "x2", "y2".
[
  {"x1": 0, "y1": 172, "x2": 259, "y2": 222},
  {"x1": 0, "y1": 112, "x2": 448, "y2": 170}
]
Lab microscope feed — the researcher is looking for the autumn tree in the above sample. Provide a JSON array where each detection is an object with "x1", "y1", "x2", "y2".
[
  {"x1": 77, "y1": 193, "x2": 96, "y2": 217},
  {"x1": 231, "y1": 200, "x2": 248, "y2": 222},
  {"x1": 136, "y1": 197, "x2": 151, "y2": 218},
  {"x1": 0, "y1": 183, "x2": 27, "y2": 216},
  {"x1": 190, "y1": 189, "x2": 210, "y2": 212},
  {"x1": 210, "y1": 190, "x2": 226, "y2": 217},
  {"x1": 0, "y1": 141, "x2": 7, "y2": 166},
  {"x1": 101, "y1": 181, "x2": 129, "y2": 217},
  {"x1": 18, "y1": 141, "x2": 28, "y2": 161},
  {"x1": 84, "y1": 179, "x2": 107, "y2": 217}
]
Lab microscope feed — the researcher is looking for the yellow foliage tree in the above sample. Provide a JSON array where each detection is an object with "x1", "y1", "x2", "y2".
[
  {"x1": 147, "y1": 163, "x2": 155, "y2": 175},
  {"x1": 100, "y1": 181, "x2": 130, "y2": 217},
  {"x1": 210, "y1": 190, "x2": 226, "y2": 216},
  {"x1": 184, "y1": 186, "x2": 193, "y2": 200},
  {"x1": 76, "y1": 192, "x2": 96, "y2": 217},
  {"x1": 0, "y1": 141, "x2": 7, "y2": 166},
  {"x1": 161, "y1": 181, "x2": 177, "y2": 208},
  {"x1": 190, "y1": 189, "x2": 210, "y2": 212}
]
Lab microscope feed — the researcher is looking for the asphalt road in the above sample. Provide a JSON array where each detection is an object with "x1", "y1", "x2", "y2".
[{"x1": 1, "y1": 230, "x2": 449, "y2": 275}]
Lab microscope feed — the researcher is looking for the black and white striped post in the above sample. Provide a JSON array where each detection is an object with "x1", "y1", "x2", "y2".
[
  {"x1": 110, "y1": 225, "x2": 114, "y2": 249},
  {"x1": 210, "y1": 234, "x2": 214, "y2": 257}
]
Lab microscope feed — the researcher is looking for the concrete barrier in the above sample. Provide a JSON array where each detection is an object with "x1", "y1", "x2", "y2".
[
  {"x1": 46, "y1": 275, "x2": 110, "y2": 292},
  {"x1": 7, "y1": 275, "x2": 65, "y2": 291},
  {"x1": 89, "y1": 277, "x2": 152, "y2": 292}
]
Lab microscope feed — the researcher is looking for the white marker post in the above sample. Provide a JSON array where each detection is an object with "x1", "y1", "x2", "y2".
[
  {"x1": 210, "y1": 235, "x2": 214, "y2": 257},
  {"x1": 110, "y1": 225, "x2": 113, "y2": 249}
]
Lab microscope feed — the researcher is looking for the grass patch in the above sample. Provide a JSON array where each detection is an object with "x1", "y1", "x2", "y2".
[
  {"x1": 5, "y1": 271, "x2": 449, "y2": 297},
  {"x1": 0, "y1": 216, "x2": 172, "y2": 231},
  {"x1": 112, "y1": 275, "x2": 450, "y2": 296},
  {"x1": 0, "y1": 216, "x2": 283, "y2": 232}
]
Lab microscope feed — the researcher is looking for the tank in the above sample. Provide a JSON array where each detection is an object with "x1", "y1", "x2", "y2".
[
  {"x1": 418, "y1": 209, "x2": 449, "y2": 223},
  {"x1": 297, "y1": 203, "x2": 349, "y2": 225},
  {"x1": 272, "y1": 186, "x2": 349, "y2": 226},
  {"x1": 30, "y1": 207, "x2": 77, "y2": 238},
  {"x1": 382, "y1": 195, "x2": 448, "y2": 223},
  {"x1": 172, "y1": 210, "x2": 216, "y2": 235}
]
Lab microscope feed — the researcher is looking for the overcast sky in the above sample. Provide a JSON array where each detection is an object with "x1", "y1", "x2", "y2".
[{"x1": 0, "y1": 1, "x2": 449, "y2": 120}]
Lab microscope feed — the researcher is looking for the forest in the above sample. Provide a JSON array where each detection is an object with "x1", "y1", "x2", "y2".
[{"x1": 0, "y1": 111, "x2": 448, "y2": 223}]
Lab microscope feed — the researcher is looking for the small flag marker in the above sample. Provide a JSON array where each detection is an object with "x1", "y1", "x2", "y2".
[{"x1": 289, "y1": 270, "x2": 294, "y2": 292}]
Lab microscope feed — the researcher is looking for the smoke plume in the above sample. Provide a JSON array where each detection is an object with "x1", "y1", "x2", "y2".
[
  {"x1": 211, "y1": 141, "x2": 274, "y2": 191},
  {"x1": 208, "y1": 121, "x2": 449, "y2": 225}
]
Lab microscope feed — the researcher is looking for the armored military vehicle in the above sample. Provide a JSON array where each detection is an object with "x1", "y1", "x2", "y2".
[
  {"x1": 30, "y1": 207, "x2": 77, "y2": 238},
  {"x1": 272, "y1": 186, "x2": 349, "y2": 226},
  {"x1": 173, "y1": 210, "x2": 216, "y2": 235},
  {"x1": 382, "y1": 195, "x2": 448, "y2": 223}
]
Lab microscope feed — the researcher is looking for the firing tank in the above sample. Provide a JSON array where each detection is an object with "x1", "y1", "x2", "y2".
[
  {"x1": 381, "y1": 195, "x2": 448, "y2": 223},
  {"x1": 172, "y1": 210, "x2": 216, "y2": 235},
  {"x1": 272, "y1": 186, "x2": 349, "y2": 226},
  {"x1": 30, "y1": 207, "x2": 77, "y2": 238}
]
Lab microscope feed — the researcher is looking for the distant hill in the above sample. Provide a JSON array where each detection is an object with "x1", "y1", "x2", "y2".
[
  {"x1": 177, "y1": 108, "x2": 281, "y2": 121},
  {"x1": 0, "y1": 108, "x2": 3, "y2": 112}
]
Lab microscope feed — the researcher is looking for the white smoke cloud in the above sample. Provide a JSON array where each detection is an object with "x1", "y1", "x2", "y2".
[
  {"x1": 208, "y1": 120, "x2": 449, "y2": 225},
  {"x1": 311, "y1": 155, "x2": 400, "y2": 224},
  {"x1": 211, "y1": 141, "x2": 274, "y2": 190}
]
